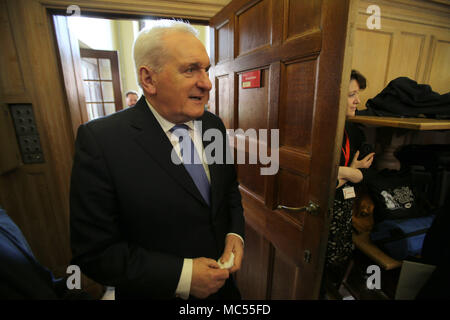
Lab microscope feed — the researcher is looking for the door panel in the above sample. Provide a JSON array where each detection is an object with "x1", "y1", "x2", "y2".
[
  {"x1": 285, "y1": 0, "x2": 322, "y2": 39},
  {"x1": 210, "y1": 0, "x2": 354, "y2": 299},
  {"x1": 235, "y1": 223, "x2": 272, "y2": 299},
  {"x1": 280, "y1": 57, "x2": 317, "y2": 151},
  {"x1": 271, "y1": 248, "x2": 298, "y2": 299},
  {"x1": 236, "y1": 0, "x2": 272, "y2": 56},
  {"x1": 217, "y1": 20, "x2": 233, "y2": 63},
  {"x1": 237, "y1": 69, "x2": 269, "y2": 131},
  {"x1": 216, "y1": 75, "x2": 232, "y2": 128}
]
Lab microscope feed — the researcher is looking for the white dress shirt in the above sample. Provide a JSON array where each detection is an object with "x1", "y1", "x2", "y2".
[{"x1": 145, "y1": 99, "x2": 243, "y2": 299}]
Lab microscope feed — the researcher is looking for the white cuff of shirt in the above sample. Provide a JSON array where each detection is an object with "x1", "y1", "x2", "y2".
[
  {"x1": 227, "y1": 232, "x2": 245, "y2": 247},
  {"x1": 175, "y1": 258, "x2": 192, "y2": 300}
]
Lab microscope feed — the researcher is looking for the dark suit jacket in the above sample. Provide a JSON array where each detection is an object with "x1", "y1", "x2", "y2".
[{"x1": 70, "y1": 96, "x2": 245, "y2": 299}]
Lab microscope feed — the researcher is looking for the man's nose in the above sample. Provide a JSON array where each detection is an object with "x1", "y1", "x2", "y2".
[{"x1": 198, "y1": 71, "x2": 212, "y2": 91}]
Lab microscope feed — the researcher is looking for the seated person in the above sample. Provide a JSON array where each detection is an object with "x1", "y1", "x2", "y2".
[{"x1": 0, "y1": 207, "x2": 91, "y2": 299}]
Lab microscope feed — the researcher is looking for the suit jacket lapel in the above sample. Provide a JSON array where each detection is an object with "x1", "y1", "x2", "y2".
[{"x1": 130, "y1": 98, "x2": 208, "y2": 207}]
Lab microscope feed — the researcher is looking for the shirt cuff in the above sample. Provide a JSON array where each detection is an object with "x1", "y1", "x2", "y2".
[
  {"x1": 227, "y1": 232, "x2": 245, "y2": 247},
  {"x1": 175, "y1": 258, "x2": 192, "y2": 300}
]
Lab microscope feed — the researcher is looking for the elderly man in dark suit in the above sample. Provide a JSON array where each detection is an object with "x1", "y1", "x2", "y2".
[{"x1": 69, "y1": 20, "x2": 245, "y2": 300}]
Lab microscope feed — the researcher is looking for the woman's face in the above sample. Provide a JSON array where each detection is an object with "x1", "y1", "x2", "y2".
[{"x1": 347, "y1": 79, "x2": 361, "y2": 117}]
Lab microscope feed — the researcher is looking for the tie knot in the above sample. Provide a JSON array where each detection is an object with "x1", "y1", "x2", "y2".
[
  {"x1": 170, "y1": 124, "x2": 189, "y2": 132},
  {"x1": 170, "y1": 124, "x2": 190, "y2": 139}
]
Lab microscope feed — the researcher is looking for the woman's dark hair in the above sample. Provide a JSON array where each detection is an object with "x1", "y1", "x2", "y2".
[{"x1": 351, "y1": 69, "x2": 366, "y2": 90}]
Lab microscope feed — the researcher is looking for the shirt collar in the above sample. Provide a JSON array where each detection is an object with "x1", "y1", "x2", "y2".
[{"x1": 145, "y1": 98, "x2": 194, "y2": 133}]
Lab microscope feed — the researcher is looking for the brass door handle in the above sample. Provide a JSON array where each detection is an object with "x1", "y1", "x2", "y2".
[{"x1": 277, "y1": 201, "x2": 319, "y2": 215}]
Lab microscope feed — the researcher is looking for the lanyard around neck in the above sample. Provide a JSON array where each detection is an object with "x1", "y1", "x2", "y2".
[{"x1": 341, "y1": 130, "x2": 350, "y2": 166}]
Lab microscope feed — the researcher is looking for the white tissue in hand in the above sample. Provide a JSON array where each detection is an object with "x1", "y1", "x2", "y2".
[{"x1": 218, "y1": 252, "x2": 234, "y2": 269}]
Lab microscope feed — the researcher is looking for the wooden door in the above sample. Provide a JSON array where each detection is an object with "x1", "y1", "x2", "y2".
[
  {"x1": 53, "y1": 14, "x2": 89, "y2": 138},
  {"x1": 209, "y1": 0, "x2": 356, "y2": 299},
  {"x1": 79, "y1": 48, "x2": 124, "y2": 119}
]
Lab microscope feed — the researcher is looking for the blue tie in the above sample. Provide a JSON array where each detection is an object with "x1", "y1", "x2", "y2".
[{"x1": 170, "y1": 124, "x2": 210, "y2": 206}]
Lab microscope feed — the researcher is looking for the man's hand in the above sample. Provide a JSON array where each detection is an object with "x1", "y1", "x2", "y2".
[
  {"x1": 190, "y1": 257, "x2": 229, "y2": 299},
  {"x1": 350, "y1": 151, "x2": 375, "y2": 169},
  {"x1": 219, "y1": 234, "x2": 244, "y2": 274}
]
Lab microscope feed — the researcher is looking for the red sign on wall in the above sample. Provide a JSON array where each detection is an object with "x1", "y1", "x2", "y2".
[{"x1": 242, "y1": 70, "x2": 261, "y2": 89}]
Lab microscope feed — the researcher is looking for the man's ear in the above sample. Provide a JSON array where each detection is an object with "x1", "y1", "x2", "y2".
[{"x1": 139, "y1": 66, "x2": 157, "y2": 95}]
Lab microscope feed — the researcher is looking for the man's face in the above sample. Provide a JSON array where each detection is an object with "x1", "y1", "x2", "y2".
[
  {"x1": 146, "y1": 32, "x2": 212, "y2": 123},
  {"x1": 126, "y1": 93, "x2": 138, "y2": 106}
]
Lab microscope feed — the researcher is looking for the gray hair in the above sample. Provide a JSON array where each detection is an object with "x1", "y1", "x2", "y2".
[{"x1": 133, "y1": 20, "x2": 199, "y2": 86}]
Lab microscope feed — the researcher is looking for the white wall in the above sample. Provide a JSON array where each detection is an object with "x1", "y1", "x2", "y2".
[{"x1": 67, "y1": 17, "x2": 116, "y2": 50}]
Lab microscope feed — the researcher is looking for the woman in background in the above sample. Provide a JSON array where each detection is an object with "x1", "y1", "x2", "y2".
[{"x1": 322, "y1": 70, "x2": 375, "y2": 298}]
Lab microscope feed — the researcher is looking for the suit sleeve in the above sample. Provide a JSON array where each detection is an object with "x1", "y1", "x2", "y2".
[{"x1": 69, "y1": 124, "x2": 183, "y2": 298}]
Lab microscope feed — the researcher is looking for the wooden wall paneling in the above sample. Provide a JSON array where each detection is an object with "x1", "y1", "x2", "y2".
[
  {"x1": 23, "y1": 168, "x2": 68, "y2": 268},
  {"x1": 427, "y1": 38, "x2": 450, "y2": 94},
  {"x1": 216, "y1": 19, "x2": 232, "y2": 64},
  {"x1": 7, "y1": 0, "x2": 75, "y2": 194},
  {"x1": 284, "y1": 0, "x2": 321, "y2": 41},
  {"x1": 352, "y1": 28, "x2": 394, "y2": 108},
  {"x1": 235, "y1": 0, "x2": 272, "y2": 57},
  {"x1": 0, "y1": 0, "x2": 26, "y2": 98},
  {"x1": 237, "y1": 68, "x2": 269, "y2": 131},
  {"x1": 234, "y1": 223, "x2": 272, "y2": 299},
  {"x1": 1, "y1": 0, "x2": 75, "y2": 273},
  {"x1": 238, "y1": 163, "x2": 265, "y2": 201},
  {"x1": 391, "y1": 32, "x2": 426, "y2": 81},
  {"x1": 216, "y1": 75, "x2": 231, "y2": 128},
  {"x1": 358, "y1": 0, "x2": 450, "y2": 29},
  {"x1": 263, "y1": 62, "x2": 280, "y2": 210},
  {"x1": 279, "y1": 57, "x2": 317, "y2": 153},
  {"x1": 0, "y1": 166, "x2": 68, "y2": 270},
  {"x1": 0, "y1": 104, "x2": 21, "y2": 175},
  {"x1": 270, "y1": 249, "x2": 297, "y2": 299},
  {"x1": 236, "y1": 66, "x2": 269, "y2": 201},
  {"x1": 353, "y1": 0, "x2": 450, "y2": 107}
]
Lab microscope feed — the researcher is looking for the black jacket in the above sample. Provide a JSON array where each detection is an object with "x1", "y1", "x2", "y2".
[{"x1": 361, "y1": 77, "x2": 450, "y2": 119}]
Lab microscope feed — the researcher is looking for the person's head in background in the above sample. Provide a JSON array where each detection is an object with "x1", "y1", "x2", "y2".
[
  {"x1": 347, "y1": 70, "x2": 366, "y2": 117},
  {"x1": 125, "y1": 90, "x2": 139, "y2": 107},
  {"x1": 133, "y1": 20, "x2": 212, "y2": 124}
]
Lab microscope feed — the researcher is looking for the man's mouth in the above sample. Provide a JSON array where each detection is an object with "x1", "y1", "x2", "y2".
[{"x1": 189, "y1": 96, "x2": 203, "y2": 101}]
